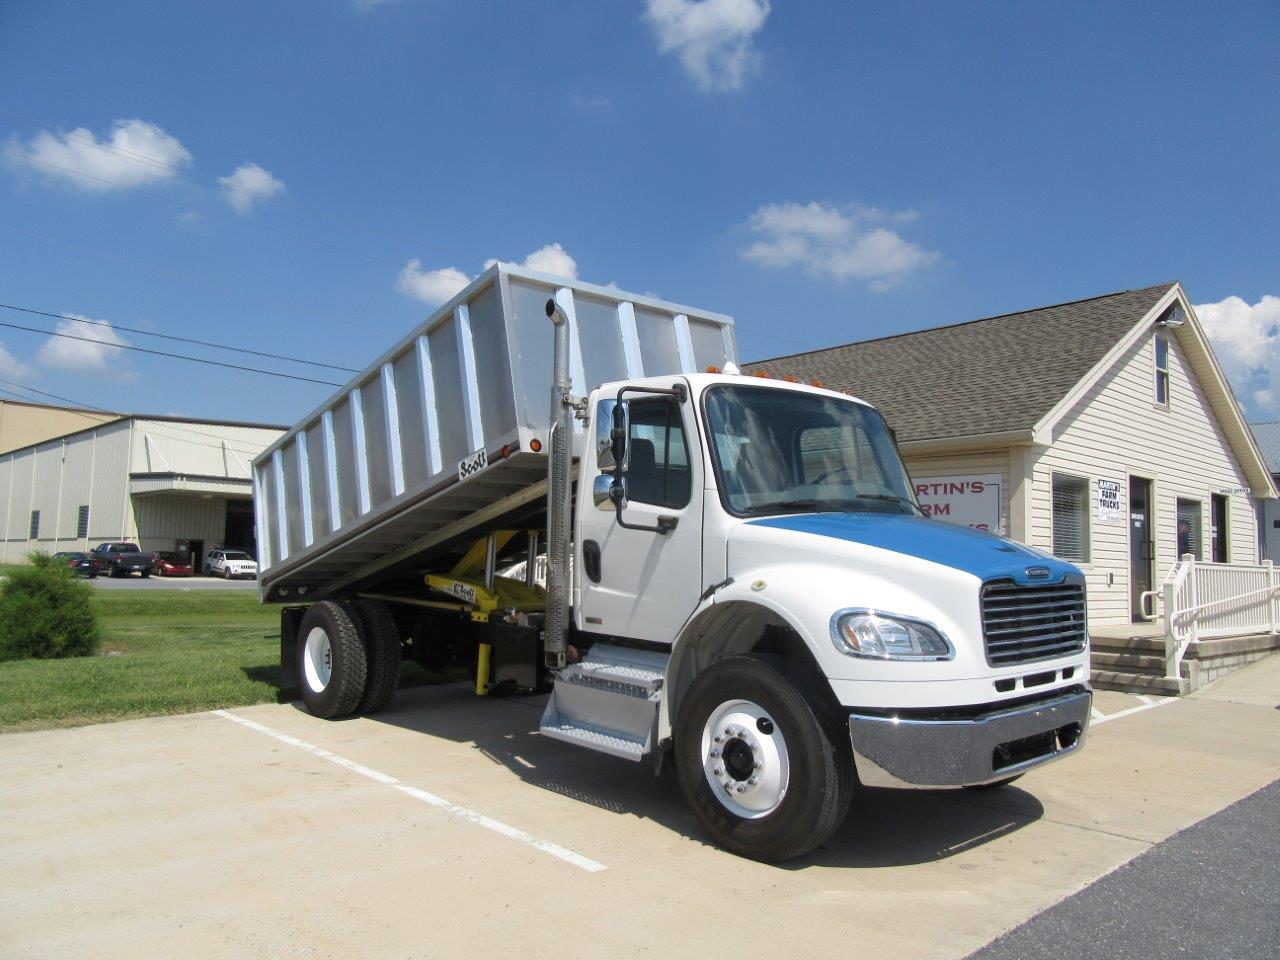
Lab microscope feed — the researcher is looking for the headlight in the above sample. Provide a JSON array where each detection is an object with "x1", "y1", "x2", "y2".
[{"x1": 830, "y1": 609, "x2": 954, "y2": 661}]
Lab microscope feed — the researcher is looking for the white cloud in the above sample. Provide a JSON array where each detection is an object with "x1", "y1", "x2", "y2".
[
  {"x1": 486, "y1": 243, "x2": 579, "y2": 281},
  {"x1": 1195, "y1": 294, "x2": 1280, "y2": 414},
  {"x1": 6, "y1": 119, "x2": 192, "y2": 191},
  {"x1": 644, "y1": 0, "x2": 770, "y2": 92},
  {"x1": 740, "y1": 201, "x2": 939, "y2": 291},
  {"x1": 37, "y1": 315, "x2": 132, "y2": 377},
  {"x1": 396, "y1": 260, "x2": 471, "y2": 306},
  {"x1": 0, "y1": 342, "x2": 33, "y2": 379},
  {"x1": 218, "y1": 162, "x2": 285, "y2": 215},
  {"x1": 396, "y1": 244, "x2": 581, "y2": 307}
]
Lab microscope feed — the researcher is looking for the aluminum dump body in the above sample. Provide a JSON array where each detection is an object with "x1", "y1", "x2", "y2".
[{"x1": 253, "y1": 264, "x2": 737, "y2": 601}]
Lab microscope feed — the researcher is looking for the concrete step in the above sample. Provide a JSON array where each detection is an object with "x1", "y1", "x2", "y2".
[
  {"x1": 1090, "y1": 634, "x2": 1166, "y2": 655},
  {"x1": 1090, "y1": 669, "x2": 1190, "y2": 696},
  {"x1": 1090, "y1": 650, "x2": 1166, "y2": 676}
]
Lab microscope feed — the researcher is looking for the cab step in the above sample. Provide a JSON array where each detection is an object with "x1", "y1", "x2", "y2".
[{"x1": 539, "y1": 644, "x2": 668, "y2": 762}]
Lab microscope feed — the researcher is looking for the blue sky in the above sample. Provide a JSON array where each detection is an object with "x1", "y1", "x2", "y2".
[{"x1": 2, "y1": 0, "x2": 1277, "y2": 426}]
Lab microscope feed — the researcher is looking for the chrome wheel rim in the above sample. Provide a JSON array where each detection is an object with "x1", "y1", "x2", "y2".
[
  {"x1": 303, "y1": 627, "x2": 333, "y2": 692},
  {"x1": 701, "y1": 699, "x2": 789, "y2": 818}
]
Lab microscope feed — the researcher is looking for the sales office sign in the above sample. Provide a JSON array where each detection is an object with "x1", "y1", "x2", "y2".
[{"x1": 914, "y1": 475, "x2": 1003, "y2": 534}]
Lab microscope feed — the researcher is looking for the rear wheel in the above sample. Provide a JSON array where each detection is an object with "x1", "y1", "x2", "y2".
[
  {"x1": 351, "y1": 599, "x2": 402, "y2": 714},
  {"x1": 141, "y1": 569, "x2": 150, "y2": 579},
  {"x1": 296, "y1": 601, "x2": 368, "y2": 719},
  {"x1": 675, "y1": 655, "x2": 854, "y2": 863}
]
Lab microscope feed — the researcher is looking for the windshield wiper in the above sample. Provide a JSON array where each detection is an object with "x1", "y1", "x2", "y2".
[
  {"x1": 744, "y1": 495, "x2": 922, "y2": 518},
  {"x1": 743, "y1": 498, "x2": 862, "y2": 516},
  {"x1": 854, "y1": 493, "x2": 924, "y2": 515}
]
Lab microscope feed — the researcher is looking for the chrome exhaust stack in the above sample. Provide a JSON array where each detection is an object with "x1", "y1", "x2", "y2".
[{"x1": 543, "y1": 296, "x2": 573, "y2": 670}]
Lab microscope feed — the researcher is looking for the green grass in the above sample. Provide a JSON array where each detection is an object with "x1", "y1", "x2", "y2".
[{"x1": 0, "y1": 591, "x2": 447, "y2": 733}]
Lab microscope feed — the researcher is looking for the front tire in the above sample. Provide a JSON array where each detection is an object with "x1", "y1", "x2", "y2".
[
  {"x1": 675, "y1": 655, "x2": 853, "y2": 863},
  {"x1": 296, "y1": 601, "x2": 368, "y2": 719}
]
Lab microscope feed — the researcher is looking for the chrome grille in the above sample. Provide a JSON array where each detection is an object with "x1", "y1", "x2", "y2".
[{"x1": 981, "y1": 579, "x2": 1086, "y2": 666}]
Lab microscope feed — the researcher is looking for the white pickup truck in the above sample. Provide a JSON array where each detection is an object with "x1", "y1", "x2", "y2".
[{"x1": 254, "y1": 265, "x2": 1091, "y2": 861}]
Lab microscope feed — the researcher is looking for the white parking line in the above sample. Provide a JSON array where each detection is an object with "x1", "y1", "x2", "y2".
[
  {"x1": 213, "y1": 709, "x2": 606, "y2": 873},
  {"x1": 1091, "y1": 696, "x2": 1177, "y2": 726}
]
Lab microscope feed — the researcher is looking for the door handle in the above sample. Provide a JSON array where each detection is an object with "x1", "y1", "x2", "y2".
[{"x1": 583, "y1": 540, "x2": 602, "y2": 583}]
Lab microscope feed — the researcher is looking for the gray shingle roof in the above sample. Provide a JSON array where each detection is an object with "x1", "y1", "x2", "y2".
[
  {"x1": 746, "y1": 283, "x2": 1175, "y2": 443},
  {"x1": 1248, "y1": 421, "x2": 1280, "y2": 475}
]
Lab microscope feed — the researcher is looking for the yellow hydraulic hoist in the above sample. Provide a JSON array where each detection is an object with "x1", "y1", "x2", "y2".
[{"x1": 422, "y1": 530, "x2": 545, "y2": 696}]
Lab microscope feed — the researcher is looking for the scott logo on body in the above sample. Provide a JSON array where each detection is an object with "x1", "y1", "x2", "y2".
[{"x1": 1025, "y1": 566, "x2": 1052, "y2": 580}]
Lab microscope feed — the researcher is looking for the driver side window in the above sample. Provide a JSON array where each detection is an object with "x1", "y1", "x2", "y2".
[{"x1": 626, "y1": 398, "x2": 691, "y2": 509}]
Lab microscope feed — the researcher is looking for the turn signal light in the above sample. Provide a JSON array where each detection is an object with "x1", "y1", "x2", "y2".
[
  {"x1": 705, "y1": 365, "x2": 721, "y2": 374},
  {"x1": 753, "y1": 370, "x2": 771, "y2": 378},
  {"x1": 810, "y1": 379, "x2": 824, "y2": 388}
]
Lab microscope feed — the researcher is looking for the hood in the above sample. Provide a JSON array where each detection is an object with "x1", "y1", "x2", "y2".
[{"x1": 744, "y1": 512, "x2": 1079, "y2": 586}]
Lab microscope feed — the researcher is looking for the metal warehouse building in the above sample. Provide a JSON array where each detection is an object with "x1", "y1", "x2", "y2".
[
  {"x1": 0, "y1": 410, "x2": 284, "y2": 570},
  {"x1": 752, "y1": 282, "x2": 1278, "y2": 628}
]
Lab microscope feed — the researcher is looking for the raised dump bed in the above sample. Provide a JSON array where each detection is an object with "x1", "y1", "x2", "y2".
[{"x1": 252, "y1": 263, "x2": 737, "y2": 602}]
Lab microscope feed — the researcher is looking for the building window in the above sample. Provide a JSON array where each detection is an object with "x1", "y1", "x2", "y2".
[
  {"x1": 1154, "y1": 334, "x2": 1170, "y2": 406},
  {"x1": 1051, "y1": 473, "x2": 1091, "y2": 563},
  {"x1": 29, "y1": 510, "x2": 40, "y2": 540},
  {"x1": 1210, "y1": 494, "x2": 1228, "y2": 563},
  {"x1": 77, "y1": 505, "x2": 90, "y2": 539},
  {"x1": 1176, "y1": 498, "x2": 1202, "y2": 560}
]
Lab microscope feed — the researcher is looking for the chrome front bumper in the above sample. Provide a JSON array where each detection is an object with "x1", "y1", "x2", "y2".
[{"x1": 847, "y1": 688, "x2": 1092, "y2": 789}]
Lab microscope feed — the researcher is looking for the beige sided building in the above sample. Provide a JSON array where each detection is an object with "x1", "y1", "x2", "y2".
[
  {"x1": 0, "y1": 413, "x2": 284, "y2": 571},
  {"x1": 0, "y1": 399, "x2": 121, "y2": 454},
  {"x1": 752, "y1": 282, "x2": 1276, "y2": 627}
]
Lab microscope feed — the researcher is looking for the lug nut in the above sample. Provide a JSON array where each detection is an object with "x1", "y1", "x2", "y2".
[
  {"x1": 710, "y1": 749, "x2": 720, "y2": 758},
  {"x1": 713, "y1": 767, "x2": 723, "y2": 776},
  {"x1": 748, "y1": 777, "x2": 758, "y2": 785},
  {"x1": 736, "y1": 784, "x2": 747, "y2": 793},
  {"x1": 753, "y1": 760, "x2": 763, "y2": 769}
]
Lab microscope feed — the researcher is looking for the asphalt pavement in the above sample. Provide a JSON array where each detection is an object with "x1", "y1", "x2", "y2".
[
  {"x1": 87, "y1": 574, "x2": 258, "y2": 590},
  {"x1": 968, "y1": 779, "x2": 1280, "y2": 960}
]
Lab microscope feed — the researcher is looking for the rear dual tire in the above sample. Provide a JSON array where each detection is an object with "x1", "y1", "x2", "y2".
[{"x1": 296, "y1": 599, "x2": 401, "y2": 720}]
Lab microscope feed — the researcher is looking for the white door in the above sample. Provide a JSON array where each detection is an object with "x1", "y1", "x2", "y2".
[{"x1": 576, "y1": 389, "x2": 705, "y2": 644}]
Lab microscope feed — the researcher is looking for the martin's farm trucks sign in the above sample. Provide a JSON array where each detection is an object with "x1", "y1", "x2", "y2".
[{"x1": 914, "y1": 475, "x2": 1003, "y2": 534}]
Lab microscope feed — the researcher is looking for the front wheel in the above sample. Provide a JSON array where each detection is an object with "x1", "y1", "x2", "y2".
[
  {"x1": 141, "y1": 570, "x2": 150, "y2": 579},
  {"x1": 675, "y1": 655, "x2": 853, "y2": 863}
]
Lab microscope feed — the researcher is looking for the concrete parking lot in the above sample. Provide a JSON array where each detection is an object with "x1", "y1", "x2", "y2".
[{"x1": 2, "y1": 658, "x2": 1278, "y2": 960}]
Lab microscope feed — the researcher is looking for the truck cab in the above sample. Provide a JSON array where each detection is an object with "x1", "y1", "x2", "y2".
[{"x1": 540, "y1": 370, "x2": 1090, "y2": 859}]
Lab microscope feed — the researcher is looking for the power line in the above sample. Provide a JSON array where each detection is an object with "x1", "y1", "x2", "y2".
[
  {"x1": 0, "y1": 310, "x2": 342, "y2": 386},
  {"x1": 0, "y1": 301, "x2": 358, "y2": 373}
]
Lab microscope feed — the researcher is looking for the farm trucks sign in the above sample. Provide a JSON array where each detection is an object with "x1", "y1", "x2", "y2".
[{"x1": 913, "y1": 474, "x2": 1003, "y2": 534}]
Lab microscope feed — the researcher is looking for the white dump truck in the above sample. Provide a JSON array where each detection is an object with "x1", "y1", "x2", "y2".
[{"x1": 254, "y1": 264, "x2": 1091, "y2": 861}]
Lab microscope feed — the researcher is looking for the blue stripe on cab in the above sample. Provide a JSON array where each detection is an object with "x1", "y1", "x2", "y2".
[{"x1": 747, "y1": 513, "x2": 1081, "y2": 585}]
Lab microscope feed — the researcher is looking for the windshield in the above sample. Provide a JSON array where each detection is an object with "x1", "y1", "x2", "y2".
[
  {"x1": 223, "y1": 551, "x2": 251, "y2": 560},
  {"x1": 703, "y1": 384, "x2": 919, "y2": 518}
]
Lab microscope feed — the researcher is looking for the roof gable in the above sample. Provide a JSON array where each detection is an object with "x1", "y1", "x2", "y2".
[{"x1": 748, "y1": 283, "x2": 1175, "y2": 444}]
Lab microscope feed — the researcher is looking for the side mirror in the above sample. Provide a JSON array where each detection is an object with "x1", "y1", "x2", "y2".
[
  {"x1": 596, "y1": 399, "x2": 629, "y2": 471},
  {"x1": 592, "y1": 474, "x2": 626, "y2": 511},
  {"x1": 610, "y1": 400, "x2": 628, "y2": 469}
]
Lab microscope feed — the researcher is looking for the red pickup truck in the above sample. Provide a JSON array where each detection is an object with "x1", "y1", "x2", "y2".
[{"x1": 91, "y1": 542, "x2": 153, "y2": 578}]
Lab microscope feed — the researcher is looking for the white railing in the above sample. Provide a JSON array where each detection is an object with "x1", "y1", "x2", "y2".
[{"x1": 1142, "y1": 555, "x2": 1280, "y2": 678}]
